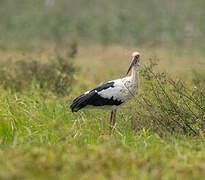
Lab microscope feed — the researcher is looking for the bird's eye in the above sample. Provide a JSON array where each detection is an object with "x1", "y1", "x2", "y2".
[{"x1": 136, "y1": 55, "x2": 139, "y2": 58}]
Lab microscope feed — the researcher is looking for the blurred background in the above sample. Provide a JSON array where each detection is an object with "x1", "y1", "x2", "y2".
[{"x1": 1, "y1": 0, "x2": 205, "y2": 50}]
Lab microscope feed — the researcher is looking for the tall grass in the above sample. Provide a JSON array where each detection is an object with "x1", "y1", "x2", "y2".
[
  {"x1": 0, "y1": 0, "x2": 205, "y2": 178},
  {"x1": 0, "y1": 47, "x2": 204, "y2": 179}
]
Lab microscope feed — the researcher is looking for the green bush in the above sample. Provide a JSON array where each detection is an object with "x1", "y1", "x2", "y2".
[
  {"x1": 129, "y1": 59, "x2": 205, "y2": 136},
  {"x1": 192, "y1": 70, "x2": 205, "y2": 88},
  {"x1": 0, "y1": 55, "x2": 75, "y2": 96}
]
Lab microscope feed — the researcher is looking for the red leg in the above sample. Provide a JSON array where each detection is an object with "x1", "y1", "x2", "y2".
[
  {"x1": 112, "y1": 110, "x2": 117, "y2": 128},
  {"x1": 109, "y1": 110, "x2": 114, "y2": 130}
]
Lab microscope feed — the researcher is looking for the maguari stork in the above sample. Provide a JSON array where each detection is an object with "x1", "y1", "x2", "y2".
[{"x1": 70, "y1": 52, "x2": 140, "y2": 130}]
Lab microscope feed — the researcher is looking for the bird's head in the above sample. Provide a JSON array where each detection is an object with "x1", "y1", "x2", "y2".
[{"x1": 126, "y1": 51, "x2": 140, "y2": 75}]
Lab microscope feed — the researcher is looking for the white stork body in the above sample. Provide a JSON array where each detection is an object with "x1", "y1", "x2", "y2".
[{"x1": 70, "y1": 52, "x2": 141, "y2": 130}]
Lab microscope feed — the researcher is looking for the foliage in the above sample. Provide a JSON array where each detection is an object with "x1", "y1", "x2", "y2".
[
  {"x1": 0, "y1": 88, "x2": 204, "y2": 179},
  {"x1": 0, "y1": 55, "x2": 75, "y2": 96},
  {"x1": 192, "y1": 70, "x2": 205, "y2": 88},
  {"x1": 0, "y1": 47, "x2": 205, "y2": 179},
  {"x1": 128, "y1": 59, "x2": 205, "y2": 136},
  {"x1": 0, "y1": 0, "x2": 205, "y2": 177}
]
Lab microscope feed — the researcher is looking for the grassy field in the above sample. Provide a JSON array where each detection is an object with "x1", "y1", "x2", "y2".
[
  {"x1": 0, "y1": 45, "x2": 205, "y2": 179},
  {"x1": 1, "y1": 1, "x2": 205, "y2": 179}
]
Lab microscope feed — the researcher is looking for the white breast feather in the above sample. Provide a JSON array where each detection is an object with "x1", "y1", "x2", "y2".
[{"x1": 98, "y1": 77, "x2": 133, "y2": 102}]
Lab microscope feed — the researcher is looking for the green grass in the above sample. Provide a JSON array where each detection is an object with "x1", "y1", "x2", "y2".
[
  {"x1": 0, "y1": 89, "x2": 204, "y2": 180},
  {"x1": 1, "y1": 0, "x2": 205, "y2": 178},
  {"x1": 0, "y1": 46, "x2": 205, "y2": 179}
]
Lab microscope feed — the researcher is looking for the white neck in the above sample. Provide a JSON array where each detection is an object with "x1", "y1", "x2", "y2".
[{"x1": 131, "y1": 65, "x2": 140, "y2": 88}]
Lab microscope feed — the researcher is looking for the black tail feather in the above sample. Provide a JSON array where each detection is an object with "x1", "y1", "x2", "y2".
[{"x1": 70, "y1": 92, "x2": 95, "y2": 112}]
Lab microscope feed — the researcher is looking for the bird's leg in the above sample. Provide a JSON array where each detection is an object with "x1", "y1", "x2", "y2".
[
  {"x1": 112, "y1": 110, "x2": 117, "y2": 128},
  {"x1": 109, "y1": 110, "x2": 114, "y2": 131}
]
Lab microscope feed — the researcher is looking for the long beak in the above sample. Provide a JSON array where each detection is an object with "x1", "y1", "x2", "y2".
[{"x1": 126, "y1": 58, "x2": 136, "y2": 75}]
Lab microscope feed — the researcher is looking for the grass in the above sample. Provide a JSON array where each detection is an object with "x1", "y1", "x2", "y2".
[
  {"x1": 0, "y1": 90, "x2": 204, "y2": 179},
  {"x1": 0, "y1": 46, "x2": 205, "y2": 179},
  {"x1": 1, "y1": 0, "x2": 205, "y2": 178},
  {"x1": 0, "y1": 135, "x2": 205, "y2": 179}
]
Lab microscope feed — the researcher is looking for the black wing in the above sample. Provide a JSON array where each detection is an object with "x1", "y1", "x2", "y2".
[{"x1": 70, "y1": 81, "x2": 123, "y2": 112}]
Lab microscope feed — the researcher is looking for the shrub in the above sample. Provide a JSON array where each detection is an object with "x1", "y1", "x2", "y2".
[
  {"x1": 192, "y1": 70, "x2": 205, "y2": 88},
  {"x1": 0, "y1": 55, "x2": 75, "y2": 96},
  {"x1": 129, "y1": 59, "x2": 205, "y2": 136}
]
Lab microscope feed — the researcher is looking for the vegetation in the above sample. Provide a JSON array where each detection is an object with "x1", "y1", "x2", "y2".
[
  {"x1": 0, "y1": 55, "x2": 75, "y2": 95},
  {"x1": 131, "y1": 59, "x2": 205, "y2": 136},
  {"x1": 0, "y1": 0, "x2": 205, "y2": 179},
  {"x1": 0, "y1": 46, "x2": 205, "y2": 179}
]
